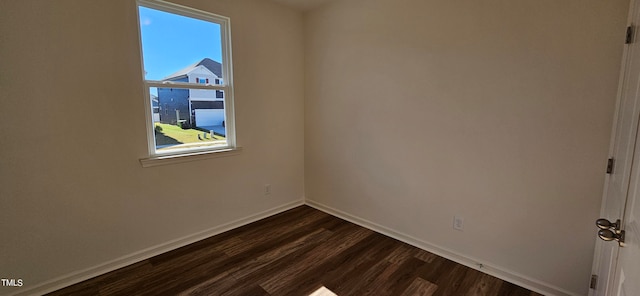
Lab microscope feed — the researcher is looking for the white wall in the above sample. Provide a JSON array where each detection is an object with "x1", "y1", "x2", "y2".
[
  {"x1": 304, "y1": 0, "x2": 628, "y2": 295},
  {"x1": 0, "y1": 0, "x2": 303, "y2": 294}
]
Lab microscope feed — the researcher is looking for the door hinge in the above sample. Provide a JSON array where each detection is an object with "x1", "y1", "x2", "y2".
[
  {"x1": 590, "y1": 274, "x2": 598, "y2": 289},
  {"x1": 607, "y1": 158, "x2": 615, "y2": 174},
  {"x1": 626, "y1": 25, "x2": 634, "y2": 44}
]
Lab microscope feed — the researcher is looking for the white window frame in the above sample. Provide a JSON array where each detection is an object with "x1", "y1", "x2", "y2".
[{"x1": 136, "y1": 0, "x2": 238, "y2": 166}]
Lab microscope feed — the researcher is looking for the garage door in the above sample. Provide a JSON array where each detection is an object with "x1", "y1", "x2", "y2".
[{"x1": 194, "y1": 109, "x2": 225, "y2": 127}]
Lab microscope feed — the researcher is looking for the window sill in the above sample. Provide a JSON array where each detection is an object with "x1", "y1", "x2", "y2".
[{"x1": 140, "y1": 147, "x2": 242, "y2": 168}]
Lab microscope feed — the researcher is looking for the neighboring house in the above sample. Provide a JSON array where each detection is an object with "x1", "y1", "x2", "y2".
[
  {"x1": 150, "y1": 93, "x2": 159, "y2": 122},
  {"x1": 157, "y1": 58, "x2": 225, "y2": 134}
]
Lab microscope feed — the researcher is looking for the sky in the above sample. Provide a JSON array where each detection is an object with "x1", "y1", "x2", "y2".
[{"x1": 138, "y1": 6, "x2": 223, "y2": 81}]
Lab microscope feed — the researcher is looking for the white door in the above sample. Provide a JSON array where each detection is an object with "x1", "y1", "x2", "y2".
[
  {"x1": 591, "y1": 1, "x2": 640, "y2": 295},
  {"x1": 616, "y1": 125, "x2": 640, "y2": 295}
]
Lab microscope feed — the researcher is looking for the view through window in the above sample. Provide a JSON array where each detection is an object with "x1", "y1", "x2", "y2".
[{"x1": 137, "y1": 0, "x2": 235, "y2": 156}]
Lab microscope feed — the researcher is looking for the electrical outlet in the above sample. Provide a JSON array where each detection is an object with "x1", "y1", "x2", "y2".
[
  {"x1": 453, "y1": 216, "x2": 464, "y2": 231},
  {"x1": 264, "y1": 184, "x2": 271, "y2": 195}
]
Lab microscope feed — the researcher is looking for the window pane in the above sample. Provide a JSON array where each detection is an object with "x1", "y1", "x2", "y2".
[
  {"x1": 138, "y1": 6, "x2": 223, "y2": 83},
  {"x1": 152, "y1": 87, "x2": 227, "y2": 153}
]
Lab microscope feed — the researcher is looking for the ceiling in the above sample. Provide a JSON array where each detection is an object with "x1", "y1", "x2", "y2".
[{"x1": 269, "y1": 0, "x2": 334, "y2": 11}]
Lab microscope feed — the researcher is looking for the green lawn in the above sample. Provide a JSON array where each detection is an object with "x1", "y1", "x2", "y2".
[{"x1": 155, "y1": 123, "x2": 225, "y2": 146}]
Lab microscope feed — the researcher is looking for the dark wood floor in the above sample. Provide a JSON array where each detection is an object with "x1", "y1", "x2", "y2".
[{"x1": 48, "y1": 206, "x2": 544, "y2": 296}]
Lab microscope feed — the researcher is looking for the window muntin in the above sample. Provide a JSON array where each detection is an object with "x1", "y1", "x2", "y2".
[{"x1": 137, "y1": 0, "x2": 235, "y2": 157}]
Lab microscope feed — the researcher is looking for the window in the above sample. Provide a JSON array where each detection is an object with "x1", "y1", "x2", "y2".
[
  {"x1": 195, "y1": 77, "x2": 209, "y2": 84},
  {"x1": 136, "y1": 0, "x2": 235, "y2": 160}
]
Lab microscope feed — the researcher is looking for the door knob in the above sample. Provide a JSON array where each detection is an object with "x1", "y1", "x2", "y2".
[
  {"x1": 596, "y1": 218, "x2": 620, "y2": 230},
  {"x1": 596, "y1": 218, "x2": 626, "y2": 245},
  {"x1": 598, "y1": 229, "x2": 626, "y2": 243}
]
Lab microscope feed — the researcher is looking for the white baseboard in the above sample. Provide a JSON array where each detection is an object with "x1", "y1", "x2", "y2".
[
  {"x1": 304, "y1": 199, "x2": 581, "y2": 296},
  {"x1": 10, "y1": 199, "x2": 304, "y2": 296}
]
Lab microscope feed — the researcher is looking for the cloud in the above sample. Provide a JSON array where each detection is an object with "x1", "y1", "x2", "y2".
[{"x1": 141, "y1": 17, "x2": 152, "y2": 26}]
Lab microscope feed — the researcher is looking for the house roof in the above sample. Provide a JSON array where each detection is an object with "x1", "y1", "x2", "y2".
[{"x1": 163, "y1": 58, "x2": 222, "y2": 80}]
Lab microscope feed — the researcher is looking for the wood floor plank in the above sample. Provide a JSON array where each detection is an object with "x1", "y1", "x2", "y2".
[
  {"x1": 400, "y1": 277, "x2": 439, "y2": 296},
  {"x1": 416, "y1": 256, "x2": 451, "y2": 284},
  {"x1": 414, "y1": 249, "x2": 438, "y2": 263},
  {"x1": 462, "y1": 272, "x2": 505, "y2": 296},
  {"x1": 48, "y1": 206, "x2": 546, "y2": 296},
  {"x1": 270, "y1": 233, "x2": 395, "y2": 296},
  {"x1": 186, "y1": 218, "x2": 345, "y2": 296},
  {"x1": 180, "y1": 228, "x2": 333, "y2": 295},
  {"x1": 431, "y1": 263, "x2": 471, "y2": 296},
  {"x1": 225, "y1": 208, "x2": 329, "y2": 256},
  {"x1": 225, "y1": 284, "x2": 270, "y2": 296},
  {"x1": 321, "y1": 235, "x2": 397, "y2": 292},
  {"x1": 136, "y1": 253, "x2": 232, "y2": 295},
  {"x1": 434, "y1": 261, "x2": 472, "y2": 296},
  {"x1": 230, "y1": 228, "x2": 334, "y2": 280},
  {"x1": 96, "y1": 261, "x2": 156, "y2": 295},
  {"x1": 497, "y1": 282, "x2": 544, "y2": 296},
  {"x1": 377, "y1": 257, "x2": 431, "y2": 295},
  {"x1": 386, "y1": 242, "x2": 420, "y2": 264},
  {"x1": 451, "y1": 268, "x2": 484, "y2": 295},
  {"x1": 202, "y1": 217, "x2": 353, "y2": 296},
  {"x1": 330, "y1": 253, "x2": 396, "y2": 295},
  {"x1": 258, "y1": 224, "x2": 373, "y2": 294},
  {"x1": 212, "y1": 233, "x2": 340, "y2": 295}
]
